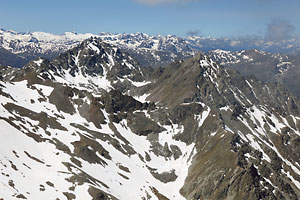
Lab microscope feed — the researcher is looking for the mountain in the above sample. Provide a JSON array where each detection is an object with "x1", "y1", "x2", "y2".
[
  {"x1": 209, "y1": 49, "x2": 300, "y2": 96},
  {"x1": 1, "y1": 38, "x2": 300, "y2": 199},
  {"x1": 145, "y1": 53, "x2": 300, "y2": 199},
  {"x1": 2, "y1": 29, "x2": 300, "y2": 69}
]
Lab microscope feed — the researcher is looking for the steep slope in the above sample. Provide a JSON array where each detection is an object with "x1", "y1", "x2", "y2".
[
  {"x1": 146, "y1": 54, "x2": 300, "y2": 199},
  {"x1": 1, "y1": 38, "x2": 300, "y2": 200}
]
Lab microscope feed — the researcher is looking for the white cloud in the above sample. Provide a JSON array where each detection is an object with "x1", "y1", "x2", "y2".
[{"x1": 264, "y1": 19, "x2": 295, "y2": 42}]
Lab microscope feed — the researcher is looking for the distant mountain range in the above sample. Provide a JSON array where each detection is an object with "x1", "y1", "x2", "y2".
[
  {"x1": 1, "y1": 29, "x2": 300, "y2": 97},
  {"x1": 1, "y1": 29, "x2": 300, "y2": 68}
]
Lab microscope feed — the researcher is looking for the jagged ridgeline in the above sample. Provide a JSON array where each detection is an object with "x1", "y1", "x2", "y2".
[{"x1": 0, "y1": 37, "x2": 300, "y2": 200}]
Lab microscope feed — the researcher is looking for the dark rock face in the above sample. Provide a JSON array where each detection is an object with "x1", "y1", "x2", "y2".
[
  {"x1": 127, "y1": 112, "x2": 164, "y2": 136},
  {"x1": 101, "y1": 90, "x2": 150, "y2": 113}
]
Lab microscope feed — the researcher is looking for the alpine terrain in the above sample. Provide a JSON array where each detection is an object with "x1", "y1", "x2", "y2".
[{"x1": 1, "y1": 37, "x2": 300, "y2": 200}]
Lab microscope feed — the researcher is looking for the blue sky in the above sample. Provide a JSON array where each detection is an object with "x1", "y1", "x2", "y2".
[{"x1": 0, "y1": 0, "x2": 299, "y2": 38}]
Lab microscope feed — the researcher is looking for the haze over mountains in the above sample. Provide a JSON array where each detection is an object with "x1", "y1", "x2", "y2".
[{"x1": 1, "y1": 30, "x2": 300, "y2": 199}]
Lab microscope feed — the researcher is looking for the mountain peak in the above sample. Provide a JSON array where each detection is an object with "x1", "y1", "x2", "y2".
[
  {"x1": 6, "y1": 38, "x2": 148, "y2": 93},
  {"x1": 51, "y1": 37, "x2": 142, "y2": 80}
]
